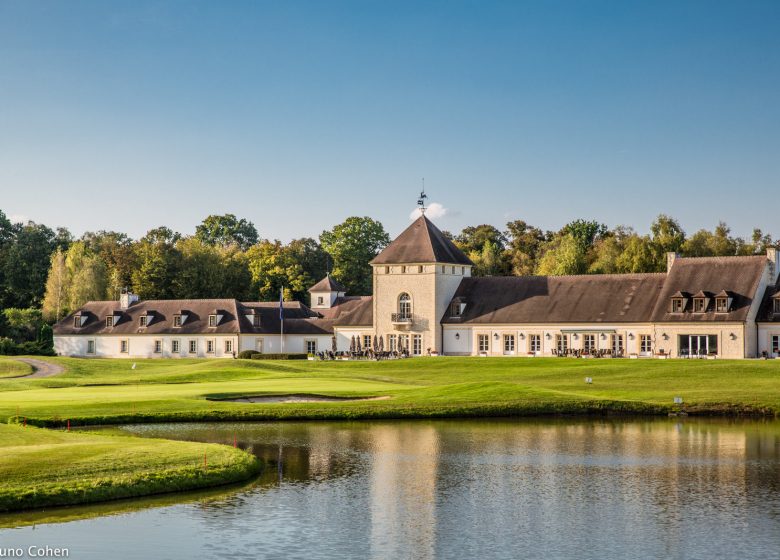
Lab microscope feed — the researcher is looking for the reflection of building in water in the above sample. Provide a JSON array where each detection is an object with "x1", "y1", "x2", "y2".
[{"x1": 369, "y1": 424, "x2": 440, "y2": 560}]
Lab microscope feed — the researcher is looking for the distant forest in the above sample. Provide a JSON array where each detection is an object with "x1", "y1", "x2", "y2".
[{"x1": 0, "y1": 209, "x2": 776, "y2": 348}]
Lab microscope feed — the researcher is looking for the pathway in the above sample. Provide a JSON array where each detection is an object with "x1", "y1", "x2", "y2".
[{"x1": 13, "y1": 358, "x2": 65, "y2": 378}]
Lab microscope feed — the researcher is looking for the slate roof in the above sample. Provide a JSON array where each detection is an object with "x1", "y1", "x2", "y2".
[
  {"x1": 308, "y1": 275, "x2": 346, "y2": 293},
  {"x1": 371, "y1": 215, "x2": 472, "y2": 266},
  {"x1": 649, "y1": 256, "x2": 766, "y2": 322},
  {"x1": 333, "y1": 296, "x2": 374, "y2": 327},
  {"x1": 442, "y1": 274, "x2": 666, "y2": 324},
  {"x1": 53, "y1": 297, "x2": 367, "y2": 336}
]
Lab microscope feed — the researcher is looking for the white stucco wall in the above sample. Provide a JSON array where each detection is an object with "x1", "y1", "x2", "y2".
[
  {"x1": 55, "y1": 334, "x2": 240, "y2": 358},
  {"x1": 757, "y1": 324, "x2": 780, "y2": 358},
  {"x1": 55, "y1": 333, "x2": 337, "y2": 358}
]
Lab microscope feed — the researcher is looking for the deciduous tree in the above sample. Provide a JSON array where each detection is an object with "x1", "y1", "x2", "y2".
[{"x1": 320, "y1": 217, "x2": 390, "y2": 295}]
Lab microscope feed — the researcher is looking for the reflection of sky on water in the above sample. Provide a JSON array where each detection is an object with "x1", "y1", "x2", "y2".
[{"x1": 2, "y1": 418, "x2": 780, "y2": 560}]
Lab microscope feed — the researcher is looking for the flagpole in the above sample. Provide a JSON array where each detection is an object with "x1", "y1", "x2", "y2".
[{"x1": 280, "y1": 287, "x2": 284, "y2": 354}]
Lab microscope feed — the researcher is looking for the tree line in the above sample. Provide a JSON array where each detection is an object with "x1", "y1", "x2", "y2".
[
  {"x1": 0, "y1": 208, "x2": 775, "y2": 349},
  {"x1": 448, "y1": 216, "x2": 775, "y2": 277}
]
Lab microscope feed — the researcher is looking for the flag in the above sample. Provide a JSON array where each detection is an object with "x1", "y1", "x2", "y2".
[{"x1": 279, "y1": 288, "x2": 284, "y2": 320}]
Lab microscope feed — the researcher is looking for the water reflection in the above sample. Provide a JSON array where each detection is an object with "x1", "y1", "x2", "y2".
[{"x1": 3, "y1": 418, "x2": 780, "y2": 560}]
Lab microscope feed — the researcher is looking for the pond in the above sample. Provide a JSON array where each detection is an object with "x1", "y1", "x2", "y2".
[{"x1": 2, "y1": 418, "x2": 780, "y2": 559}]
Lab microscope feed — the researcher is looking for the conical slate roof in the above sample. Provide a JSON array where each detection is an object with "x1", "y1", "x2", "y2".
[
  {"x1": 308, "y1": 275, "x2": 346, "y2": 293},
  {"x1": 371, "y1": 215, "x2": 473, "y2": 265}
]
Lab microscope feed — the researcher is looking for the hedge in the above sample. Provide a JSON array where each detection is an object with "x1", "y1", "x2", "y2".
[
  {"x1": 250, "y1": 353, "x2": 308, "y2": 360},
  {"x1": 237, "y1": 350, "x2": 260, "y2": 360}
]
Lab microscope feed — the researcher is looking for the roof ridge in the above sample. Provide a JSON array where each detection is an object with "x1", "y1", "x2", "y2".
[{"x1": 466, "y1": 272, "x2": 667, "y2": 280}]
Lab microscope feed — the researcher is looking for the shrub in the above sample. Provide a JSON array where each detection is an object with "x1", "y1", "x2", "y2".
[
  {"x1": 0, "y1": 337, "x2": 54, "y2": 356},
  {"x1": 237, "y1": 350, "x2": 260, "y2": 360},
  {"x1": 250, "y1": 353, "x2": 308, "y2": 360}
]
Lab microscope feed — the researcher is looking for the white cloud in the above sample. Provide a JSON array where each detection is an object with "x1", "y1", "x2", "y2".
[
  {"x1": 409, "y1": 202, "x2": 448, "y2": 220},
  {"x1": 9, "y1": 214, "x2": 29, "y2": 224}
]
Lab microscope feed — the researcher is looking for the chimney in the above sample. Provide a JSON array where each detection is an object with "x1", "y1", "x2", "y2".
[
  {"x1": 119, "y1": 288, "x2": 139, "y2": 310},
  {"x1": 767, "y1": 247, "x2": 779, "y2": 283},
  {"x1": 666, "y1": 252, "x2": 678, "y2": 273}
]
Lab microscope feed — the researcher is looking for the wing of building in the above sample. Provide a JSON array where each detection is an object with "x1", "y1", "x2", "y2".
[{"x1": 53, "y1": 214, "x2": 780, "y2": 359}]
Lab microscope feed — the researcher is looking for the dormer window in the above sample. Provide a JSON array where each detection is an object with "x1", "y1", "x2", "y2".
[
  {"x1": 691, "y1": 291, "x2": 711, "y2": 313},
  {"x1": 253, "y1": 314, "x2": 261, "y2": 327},
  {"x1": 774, "y1": 299, "x2": 780, "y2": 314},
  {"x1": 449, "y1": 302, "x2": 464, "y2": 317},
  {"x1": 671, "y1": 298, "x2": 685, "y2": 313},
  {"x1": 208, "y1": 315, "x2": 217, "y2": 327},
  {"x1": 74, "y1": 316, "x2": 81, "y2": 328},
  {"x1": 173, "y1": 315, "x2": 182, "y2": 327},
  {"x1": 715, "y1": 298, "x2": 729, "y2": 313},
  {"x1": 105, "y1": 316, "x2": 114, "y2": 328},
  {"x1": 139, "y1": 315, "x2": 149, "y2": 327},
  {"x1": 317, "y1": 296, "x2": 324, "y2": 305}
]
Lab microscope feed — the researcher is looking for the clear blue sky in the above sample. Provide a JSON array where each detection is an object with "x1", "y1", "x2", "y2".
[{"x1": 1, "y1": 1, "x2": 778, "y2": 241}]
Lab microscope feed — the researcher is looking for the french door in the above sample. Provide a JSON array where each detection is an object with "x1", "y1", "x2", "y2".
[{"x1": 679, "y1": 335, "x2": 717, "y2": 357}]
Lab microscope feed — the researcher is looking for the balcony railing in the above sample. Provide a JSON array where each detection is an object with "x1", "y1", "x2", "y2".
[{"x1": 390, "y1": 313, "x2": 413, "y2": 324}]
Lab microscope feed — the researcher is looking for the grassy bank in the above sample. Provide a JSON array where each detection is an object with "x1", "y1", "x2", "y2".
[
  {"x1": 0, "y1": 423, "x2": 260, "y2": 512},
  {"x1": 0, "y1": 359, "x2": 32, "y2": 379},
  {"x1": 2, "y1": 356, "x2": 779, "y2": 426}
]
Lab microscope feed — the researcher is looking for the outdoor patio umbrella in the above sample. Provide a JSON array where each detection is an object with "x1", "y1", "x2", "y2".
[
  {"x1": 350, "y1": 336, "x2": 355, "y2": 353},
  {"x1": 373, "y1": 335, "x2": 378, "y2": 353},
  {"x1": 356, "y1": 337, "x2": 362, "y2": 353},
  {"x1": 331, "y1": 336, "x2": 337, "y2": 353},
  {"x1": 378, "y1": 335, "x2": 384, "y2": 352}
]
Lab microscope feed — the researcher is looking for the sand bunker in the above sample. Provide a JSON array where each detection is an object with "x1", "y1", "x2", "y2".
[{"x1": 211, "y1": 394, "x2": 391, "y2": 404}]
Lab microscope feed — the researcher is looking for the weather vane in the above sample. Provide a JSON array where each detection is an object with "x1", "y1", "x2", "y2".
[{"x1": 417, "y1": 178, "x2": 428, "y2": 214}]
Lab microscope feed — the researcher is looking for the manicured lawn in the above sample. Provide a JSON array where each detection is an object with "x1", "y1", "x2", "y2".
[
  {"x1": 0, "y1": 423, "x2": 260, "y2": 512},
  {"x1": 0, "y1": 358, "x2": 32, "y2": 379},
  {"x1": 2, "y1": 356, "x2": 780, "y2": 425}
]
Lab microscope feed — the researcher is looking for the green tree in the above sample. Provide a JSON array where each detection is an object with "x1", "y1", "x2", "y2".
[
  {"x1": 681, "y1": 222, "x2": 737, "y2": 257},
  {"x1": 54, "y1": 227, "x2": 74, "y2": 252},
  {"x1": 287, "y1": 238, "x2": 329, "y2": 286},
  {"x1": 174, "y1": 237, "x2": 226, "y2": 299},
  {"x1": 455, "y1": 225, "x2": 508, "y2": 254},
  {"x1": 319, "y1": 217, "x2": 390, "y2": 295},
  {"x1": 1, "y1": 222, "x2": 56, "y2": 308},
  {"x1": 649, "y1": 214, "x2": 685, "y2": 270},
  {"x1": 218, "y1": 245, "x2": 254, "y2": 301},
  {"x1": 63, "y1": 242, "x2": 108, "y2": 310},
  {"x1": 615, "y1": 234, "x2": 656, "y2": 273},
  {"x1": 746, "y1": 229, "x2": 774, "y2": 255},
  {"x1": 535, "y1": 233, "x2": 587, "y2": 275},
  {"x1": 42, "y1": 248, "x2": 68, "y2": 322},
  {"x1": 505, "y1": 220, "x2": 548, "y2": 276},
  {"x1": 131, "y1": 228, "x2": 182, "y2": 299},
  {"x1": 81, "y1": 230, "x2": 137, "y2": 297},
  {"x1": 246, "y1": 240, "x2": 311, "y2": 301},
  {"x1": 3, "y1": 308, "x2": 43, "y2": 342},
  {"x1": 588, "y1": 235, "x2": 624, "y2": 274},
  {"x1": 195, "y1": 214, "x2": 258, "y2": 250},
  {"x1": 469, "y1": 239, "x2": 505, "y2": 276},
  {"x1": 561, "y1": 219, "x2": 608, "y2": 250}
]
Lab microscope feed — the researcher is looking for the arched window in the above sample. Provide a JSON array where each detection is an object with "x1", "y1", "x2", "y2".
[{"x1": 398, "y1": 293, "x2": 412, "y2": 320}]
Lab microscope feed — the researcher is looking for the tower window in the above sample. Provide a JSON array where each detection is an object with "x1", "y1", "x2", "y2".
[{"x1": 398, "y1": 293, "x2": 412, "y2": 320}]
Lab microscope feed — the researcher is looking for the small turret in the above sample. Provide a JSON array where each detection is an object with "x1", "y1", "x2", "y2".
[{"x1": 308, "y1": 274, "x2": 346, "y2": 309}]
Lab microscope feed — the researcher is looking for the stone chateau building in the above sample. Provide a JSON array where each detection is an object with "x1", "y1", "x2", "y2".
[{"x1": 54, "y1": 214, "x2": 780, "y2": 359}]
